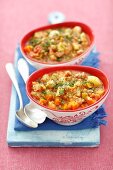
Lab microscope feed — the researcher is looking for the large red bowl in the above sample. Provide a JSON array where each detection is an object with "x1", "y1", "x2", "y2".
[
  {"x1": 26, "y1": 66, "x2": 109, "y2": 126},
  {"x1": 20, "y1": 22, "x2": 95, "y2": 69}
]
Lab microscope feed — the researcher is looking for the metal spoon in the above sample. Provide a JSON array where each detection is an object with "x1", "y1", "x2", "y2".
[
  {"x1": 6, "y1": 63, "x2": 38, "y2": 128},
  {"x1": 17, "y1": 58, "x2": 29, "y2": 83},
  {"x1": 17, "y1": 58, "x2": 47, "y2": 124},
  {"x1": 24, "y1": 102, "x2": 47, "y2": 124}
]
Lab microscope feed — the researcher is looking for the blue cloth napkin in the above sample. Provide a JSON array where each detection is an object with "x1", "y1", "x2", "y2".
[{"x1": 14, "y1": 46, "x2": 107, "y2": 131}]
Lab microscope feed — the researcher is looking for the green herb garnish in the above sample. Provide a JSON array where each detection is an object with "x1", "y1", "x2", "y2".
[
  {"x1": 68, "y1": 82, "x2": 74, "y2": 87},
  {"x1": 29, "y1": 38, "x2": 41, "y2": 46},
  {"x1": 56, "y1": 57, "x2": 62, "y2": 62},
  {"x1": 42, "y1": 91, "x2": 47, "y2": 94},
  {"x1": 59, "y1": 88, "x2": 64, "y2": 95}
]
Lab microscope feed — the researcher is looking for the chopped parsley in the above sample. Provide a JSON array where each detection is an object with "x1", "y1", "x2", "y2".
[{"x1": 29, "y1": 38, "x2": 41, "y2": 46}]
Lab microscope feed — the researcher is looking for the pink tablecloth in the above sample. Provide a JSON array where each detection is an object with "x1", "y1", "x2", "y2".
[{"x1": 1, "y1": 0, "x2": 113, "y2": 169}]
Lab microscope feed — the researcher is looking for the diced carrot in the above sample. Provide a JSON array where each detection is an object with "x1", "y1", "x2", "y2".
[
  {"x1": 94, "y1": 94, "x2": 101, "y2": 100},
  {"x1": 54, "y1": 97, "x2": 61, "y2": 105},
  {"x1": 35, "y1": 95, "x2": 40, "y2": 100},
  {"x1": 71, "y1": 101, "x2": 80, "y2": 110},
  {"x1": 24, "y1": 45, "x2": 33, "y2": 53},
  {"x1": 45, "y1": 94, "x2": 54, "y2": 100},
  {"x1": 89, "y1": 93, "x2": 95, "y2": 98},
  {"x1": 48, "y1": 102, "x2": 56, "y2": 109},
  {"x1": 39, "y1": 98, "x2": 47, "y2": 105},
  {"x1": 86, "y1": 97, "x2": 96, "y2": 105},
  {"x1": 81, "y1": 103, "x2": 88, "y2": 108},
  {"x1": 64, "y1": 71, "x2": 72, "y2": 77}
]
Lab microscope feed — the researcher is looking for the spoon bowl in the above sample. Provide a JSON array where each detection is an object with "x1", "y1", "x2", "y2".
[
  {"x1": 16, "y1": 108, "x2": 39, "y2": 127},
  {"x1": 24, "y1": 102, "x2": 46, "y2": 124}
]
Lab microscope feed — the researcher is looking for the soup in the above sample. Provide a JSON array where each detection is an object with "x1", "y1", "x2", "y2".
[
  {"x1": 24, "y1": 26, "x2": 90, "y2": 64},
  {"x1": 30, "y1": 70, "x2": 105, "y2": 110}
]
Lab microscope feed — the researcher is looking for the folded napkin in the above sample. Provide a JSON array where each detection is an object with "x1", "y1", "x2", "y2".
[{"x1": 14, "y1": 46, "x2": 107, "y2": 131}]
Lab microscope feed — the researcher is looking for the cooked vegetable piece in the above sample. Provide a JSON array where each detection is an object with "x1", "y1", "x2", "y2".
[{"x1": 87, "y1": 76, "x2": 102, "y2": 87}]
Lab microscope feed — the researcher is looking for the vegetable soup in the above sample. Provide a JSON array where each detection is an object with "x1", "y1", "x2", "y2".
[
  {"x1": 30, "y1": 70, "x2": 105, "y2": 110},
  {"x1": 24, "y1": 26, "x2": 90, "y2": 64}
]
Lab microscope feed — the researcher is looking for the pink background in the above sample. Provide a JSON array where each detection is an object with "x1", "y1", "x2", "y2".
[{"x1": 1, "y1": 0, "x2": 113, "y2": 169}]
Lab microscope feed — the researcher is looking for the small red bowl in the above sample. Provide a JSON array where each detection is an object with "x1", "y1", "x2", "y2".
[
  {"x1": 26, "y1": 65, "x2": 109, "y2": 126},
  {"x1": 20, "y1": 22, "x2": 94, "y2": 69}
]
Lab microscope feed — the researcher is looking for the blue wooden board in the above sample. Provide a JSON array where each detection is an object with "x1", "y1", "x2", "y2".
[{"x1": 7, "y1": 85, "x2": 100, "y2": 147}]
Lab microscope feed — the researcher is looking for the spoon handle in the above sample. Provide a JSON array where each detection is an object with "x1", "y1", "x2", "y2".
[
  {"x1": 17, "y1": 58, "x2": 29, "y2": 83},
  {"x1": 6, "y1": 63, "x2": 23, "y2": 108}
]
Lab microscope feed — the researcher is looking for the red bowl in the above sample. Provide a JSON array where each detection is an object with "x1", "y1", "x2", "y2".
[
  {"x1": 26, "y1": 65, "x2": 109, "y2": 126},
  {"x1": 20, "y1": 22, "x2": 95, "y2": 69}
]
